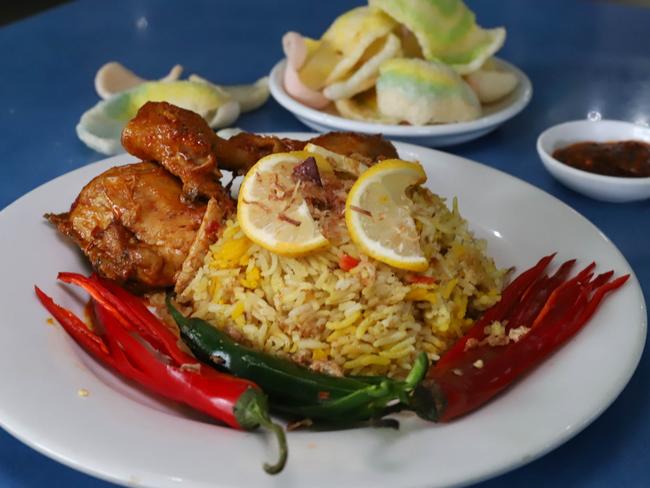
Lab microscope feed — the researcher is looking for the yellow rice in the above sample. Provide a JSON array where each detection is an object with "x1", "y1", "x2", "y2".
[{"x1": 181, "y1": 187, "x2": 506, "y2": 378}]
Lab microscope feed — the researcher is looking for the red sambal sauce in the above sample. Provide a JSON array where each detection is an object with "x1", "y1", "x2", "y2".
[{"x1": 552, "y1": 140, "x2": 650, "y2": 178}]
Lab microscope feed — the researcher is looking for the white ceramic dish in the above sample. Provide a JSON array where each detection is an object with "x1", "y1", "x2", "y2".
[
  {"x1": 537, "y1": 119, "x2": 650, "y2": 202},
  {"x1": 269, "y1": 59, "x2": 532, "y2": 147},
  {"x1": 0, "y1": 135, "x2": 645, "y2": 488}
]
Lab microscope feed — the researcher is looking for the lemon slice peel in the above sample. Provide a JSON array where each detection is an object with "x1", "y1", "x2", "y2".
[{"x1": 345, "y1": 159, "x2": 428, "y2": 271}]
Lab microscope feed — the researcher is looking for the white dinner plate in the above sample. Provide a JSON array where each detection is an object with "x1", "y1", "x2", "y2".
[
  {"x1": 0, "y1": 135, "x2": 645, "y2": 488},
  {"x1": 269, "y1": 60, "x2": 533, "y2": 147}
]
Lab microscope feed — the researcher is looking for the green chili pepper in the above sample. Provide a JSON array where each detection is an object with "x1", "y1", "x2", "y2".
[
  {"x1": 168, "y1": 300, "x2": 373, "y2": 403},
  {"x1": 272, "y1": 353, "x2": 429, "y2": 422},
  {"x1": 167, "y1": 299, "x2": 430, "y2": 423}
]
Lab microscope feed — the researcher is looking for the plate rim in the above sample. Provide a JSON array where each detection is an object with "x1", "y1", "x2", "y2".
[
  {"x1": 268, "y1": 59, "x2": 533, "y2": 137},
  {"x1": 0, "y1": 136, "x2": 645, "y2": 488}
]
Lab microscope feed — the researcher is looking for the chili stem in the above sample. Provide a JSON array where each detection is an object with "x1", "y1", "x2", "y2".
[
  {"x1": 405, "y1": 352, "x2": 428, "y2": 388},
  {"x1": 234, "y1": 388, "x2": 288, "y2": 475},
  {"x1": 259, "y1": 416, "x2": 289, "y2": 475}
]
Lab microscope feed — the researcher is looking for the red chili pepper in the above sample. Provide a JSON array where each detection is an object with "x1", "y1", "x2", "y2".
[
  {"x1": 530, "y1": 263, "x2": 595, "y2": 328},
  {"x1": 436, "y1": 253, "x2": 556, "y2": 369},
  {"x1": 57, "y1": 272, "x2": 191, "y2": 365},
  {"x1": 339, "y1": 253, "x2": 360, "y2": 271},
  {"x1": 505, "y1": 258, "x2": 576, "y2": 330},
  {"x1": 410, "y1": 256, "x2": 629, "y2": 422},
  {"x1": 35, "y1": 279, "x2": 288, "y2": 474},
  {"x1": 35, "y1": 287, "x2": 111, "y2": 359},
  {"x1": 405, "y1": 274, "x2": 437, "y2": 285}
]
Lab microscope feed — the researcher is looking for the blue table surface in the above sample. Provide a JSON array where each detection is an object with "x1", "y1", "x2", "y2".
[{"x1": 1, "y1": 0, "x2": 648, "y2": 486}]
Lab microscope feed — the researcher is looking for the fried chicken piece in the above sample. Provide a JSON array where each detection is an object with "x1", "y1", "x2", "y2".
[
  {"x1": 213, "y1": 131, "x2": 398, "y2": 174},
  {"x1": 46, "y1": 162, "x2": 227, "y2": 289},
  {"x1": 307, "y1": 132, "x2": 398, "y2": 164},
  {"x1": 212, "y1": 132, "x2": 304, "y2": 174},
  {"x1": 121, "y1": 99, "x2": 399, "y2": 179},
  {"x1": 214, "y1": 131, "x2": 399, "y2": 174},
  {"x1": 122, "y1": 101, "x2": 225, "y2": 201}
]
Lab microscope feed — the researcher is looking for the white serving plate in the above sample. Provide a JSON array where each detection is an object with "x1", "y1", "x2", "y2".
[
  {"x1": 537, "y1": 119, "x2": 650, "y2": 202},
  {"x1": 0, "y1": 135, "x2": 644, "y2": 488},
  {"x1": 269, "y1": 60, "x2": 532, "y2": 147}
]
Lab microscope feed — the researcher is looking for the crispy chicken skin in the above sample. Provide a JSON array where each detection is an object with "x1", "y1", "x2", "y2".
[
  {"x1": 122, "y1": 101, "x2": 226, "y2": 201},
  {"x1": 174, "y1": 197, "x2": 226, "y2": 295},
  {"x1": 46, "y1": 162, "x2": 211, "y2": 289}
]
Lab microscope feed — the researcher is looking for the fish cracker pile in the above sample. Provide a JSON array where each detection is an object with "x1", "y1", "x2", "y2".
[{"x1": 283, "y1": 0, "x2": 519, "y2": 125}]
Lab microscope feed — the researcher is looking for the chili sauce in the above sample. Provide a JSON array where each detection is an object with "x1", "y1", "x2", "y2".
[{"x1": 552, "y1": 140, "x2": 650, "y2": 178}]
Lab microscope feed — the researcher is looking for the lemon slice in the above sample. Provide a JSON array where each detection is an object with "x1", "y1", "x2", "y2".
[
  {"x1": 238, "y1": 151, "x2": 331, "y2": 256},
  {"x1": 303, "y1": 142, "x2": 368, "y2": 176},
  {"x1": 345, "y1": 159, "x2": 428, "y2": 271}
]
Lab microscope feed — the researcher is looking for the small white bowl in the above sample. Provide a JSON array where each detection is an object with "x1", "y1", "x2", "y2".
[
  {"x1": 269, "y1": 58, "x2": 532, "y2": 147},
  {"x1": 537, "y1": 120, "x2": 650, "y2": 203}
]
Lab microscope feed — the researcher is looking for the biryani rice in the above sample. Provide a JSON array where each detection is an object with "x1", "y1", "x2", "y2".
[{"x1": 181, "y1": 186, "x2": 505, "y2": 378}]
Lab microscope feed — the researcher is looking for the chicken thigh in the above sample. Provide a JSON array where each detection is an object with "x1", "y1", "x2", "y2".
[{"x1": 47, "y1": 162, "x2": 218, "y2": 289}]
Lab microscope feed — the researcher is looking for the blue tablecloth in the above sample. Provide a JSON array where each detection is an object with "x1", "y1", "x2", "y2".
[{"x1": 0, "y1": 0, "x2": 648, "y2": 486}]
